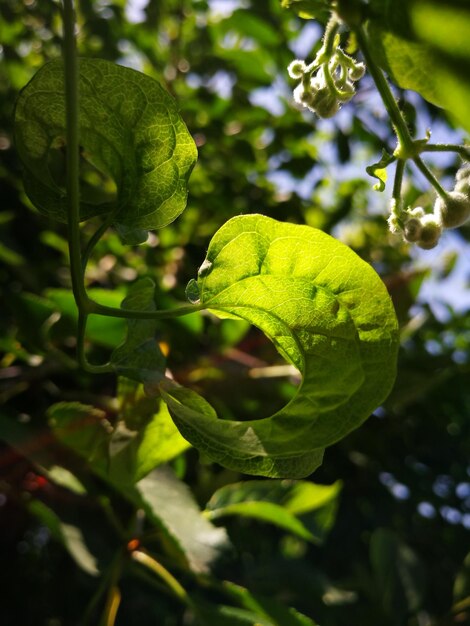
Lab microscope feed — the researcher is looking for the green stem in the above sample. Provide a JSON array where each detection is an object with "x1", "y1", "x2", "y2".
[
  {"x1": 413, "y1": 155, "x2": 449, "y2": 200},
  {"x1": 82, "y1": 215, "x2": 114, "y2": 272},
  {"x1": 355, "y1": 25, "x2": 414, "y2": 155},
  {"x1": 422, "y1": 143, "x2": 470, "y2": 159},
  {"x1": 62, "y1": 0, "x2": 90, "y2": 312},
  {"x1": 392, "y1": 159, "x2": 405, "y2": 203},
  {"x1": 88, "y1": 300, "x2": 203, "y2": 320},
  {"x1": 77, "y1": 312, "x2": 114, "y2": 374},
  {"x1": 323, "y1": 15, "x2": 340, "y2": 57},
  {"x1": 131, "y1": 550, "x2": 193, "y2": 608},
  {"x1": 83, "y1": 551, "x2": 123, "y2": 626}
]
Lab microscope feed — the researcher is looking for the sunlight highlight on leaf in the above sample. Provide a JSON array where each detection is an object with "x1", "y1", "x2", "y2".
[{"x1": 162, "y1": 215, "x2": 399, "y2": 478}]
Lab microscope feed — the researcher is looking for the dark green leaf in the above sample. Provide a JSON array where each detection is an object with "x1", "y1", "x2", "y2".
[
  {"x1": 222, "y1": 581, "x2": 318, "y2": 625},
  {"x1": 48, "y1": 402, "x2": 111, "y2": 475},
  {"x1": 133, "y1": 467, "x2": 230, "y2": 574},
  {"x1": 28, "y1": 500, "x2": 99, "y2": 576},
  {"x1": 206, "y1": 480, "x2": 341, "y2": 543},
  {"x1": 370, "y1": 528, "x2": 426, "y2": 621},
  {"x1": 110, "y1": 278, "x2": 166, "y2": 384},
  {"x1": 162, "y1": 215, "x2": 398, "y2": 478},
  {"x1": 14, "y1": 58, "x2": 197, "y2": 228}
]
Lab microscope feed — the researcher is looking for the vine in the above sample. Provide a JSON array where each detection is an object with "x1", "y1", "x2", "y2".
[{"x1": 12, "y1": 0, "x2": 399, "y2": 479}]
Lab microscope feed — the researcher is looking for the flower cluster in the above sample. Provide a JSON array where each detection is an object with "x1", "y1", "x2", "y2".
[
  {"x1": 288, "y1": 47, "x2": 365, "y2": 119},
  {"x1": 392, "y1": 165, "x2": 470, "y2": 249}
]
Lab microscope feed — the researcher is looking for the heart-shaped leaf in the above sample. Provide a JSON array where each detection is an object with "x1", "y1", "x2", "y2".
[
  {"x1": 14, "y1": 58, "x2": 197, "y2": 229},
  {"x1": 162, "y1": 215, "x2": 398, "y2": 478}
]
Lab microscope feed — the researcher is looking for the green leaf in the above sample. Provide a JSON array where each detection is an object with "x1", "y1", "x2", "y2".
[
  {"x1": 281, "y1": 0, "x2": 330, "y2": 20},
  {"x1": 46, "y1": 287, "x2": 126, "y2": 348},
  {"x1": 208, "y1": 500, "x2": 316, "y2": 542},
  {"x1": 365, "y1": 150, "x2": 395, "y2": 192},
  {"x1": 367, "y1": 1, "x2": 470, "y2": 133},
  {"x1": 108, "y1": 400, "x2": 190, "y2": 484},
  {"x1": 222, "y1": 581, "x2": 318, "y2": 625},
  {"x1": 48, "y1": 402, "x2": 111, "y2": 475},
  {"x1": 193, "y1": 602, "x2": 274, "y2": 626},
  {"x1": 217, "y1": 10, "x2": 281, "y2": 47},
  {"x1": 132, "y1": 467, "x2": 230, "y2": 574},
  {"x1": 28, "y1": 500, "x2": 99, "y2": 576},
  {"x1": 367, "y1": 24, "x2": 444, "y2": 108},
  {"x1": 453, "y1": 551, "x2": 470, "y2": 604},
  {"x1": 48, "y1": 397, "x2": 188, "y2": 485},
  {"x1": 45, "y1": 465, "x2": 87, "y2": 495},
  {"x1": 14, "y1": 58, "x2": 197, "y2": 228},
  {"x1": 110, "y1": 278, "x2": 166, "y2": 384},
  {"x1": 163, "y1": 214, "x2": 398, "y2": 478},
  {"x1": 370, "y1": 528, "x2": 426, "y2": 621},
  {"x1": 206, "y1": 480, "x2": 341, "y2": 544}
]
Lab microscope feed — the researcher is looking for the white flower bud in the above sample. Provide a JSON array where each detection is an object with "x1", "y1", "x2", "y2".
[
  {"x1": 403, "y1": 217, "x2": 422, "y2": 242},
  {"x1": 417, "y1": 214, "x2": 442, "y2": 249},
  {"x1": 288, "y1": 59, "x2": 307, "y2": 79},
  {"x1": 434, "y1": 191, "x2": 470, "y2": 229},
  {"x1": 407, "y1": 206, "x2": 426, "y2": 219},
  {"x1": 348, "y1": 62, "x2": 366, "y2": 81},
  {"x1": 311, "y1": 87, "x2": 339, "y2": 118},
  {"x1": 336, "y1": 80, "x2": 355, "y2": 103},
  {"x1": 455, "y1": 163, "x2": 470, "y2": 182}
]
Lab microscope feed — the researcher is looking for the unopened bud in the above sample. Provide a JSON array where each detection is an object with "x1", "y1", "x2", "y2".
[
  {"x1": 348, "y1": 62, "x2": 366, "y2": 81},
  {"x1": 403, "y1": 218, "x2": 422, "y2": 242},
  {"x1": 434, "y1": 191, "x2": 470, "y2": 229},
  {"x1": 288, "y1": 60, "x2": 307, "y2": 79},
  {"x1": 417, "y1": 214, "x2": 442, "y2": 249}
]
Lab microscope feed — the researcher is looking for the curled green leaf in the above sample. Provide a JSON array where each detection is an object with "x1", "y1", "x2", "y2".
[
  {"x1": 366, "y1": 150, "x2": 395, "y2": 191},
  {"x1": 14, "y1": 59, "x2": 197, "y2": 229},
  {"x1": 162, "y1": 215, "x2": 398, "y2": 478}
]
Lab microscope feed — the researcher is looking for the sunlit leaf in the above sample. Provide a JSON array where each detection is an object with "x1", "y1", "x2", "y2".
[
  {"x1": 163, "y1": 215, "x2": 398, "y2": 478},
  {"x1": 108, "y1": 400, "x2": 190, "y2": 484},
  {"x1": 206, "y1": 479, "x2": 341, "y2": 543},
  {"x1": 368, "y1": 1, "x2": 470, "y2": 133},
  {"x1": 14, "y1": 58, "x2": 197, "y2": 228}
]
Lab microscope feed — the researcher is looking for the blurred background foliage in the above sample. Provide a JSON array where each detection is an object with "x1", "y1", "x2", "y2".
[{"x1": 0, "y1": 1, "x2": 469, "y2": 625}]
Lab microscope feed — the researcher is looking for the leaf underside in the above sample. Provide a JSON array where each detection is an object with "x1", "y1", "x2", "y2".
[
  {"x1": 162, "y1": 215, "x2": 399, "y2": 478},
  {"x1": 14, "y1": 58, "x2": 197, "y2": 230}
]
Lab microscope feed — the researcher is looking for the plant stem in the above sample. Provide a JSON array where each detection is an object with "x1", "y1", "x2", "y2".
[
  {"x1": 355, "y1": 25, "x2": 414, "y2": 155},
  {"x1": 131, "y1": 550, "x2": 192, "y2": 608},
  {"x1": 392, "y1": 159, "x2": 405, "y2": 203},
  {"x1": 83, "y1": 551, "x2": 123, "y2": 626},
  {"x1": 323, "y1": 15, "x2": 340, "y2": 57},
  {"x1": 82, "y1": 216, "x2": 114, "y2": 272},
  {"x1": 62, "y1": 0, "x2": 90, "y2": 312},
  {"x1": 88, "y1": 300, "x2": 204, "y2": 320},
  {"x1": 413, "y1": 155, "x2": 449, "y2": 200},
  {"x1": 77, "y1": 312, "x2": 114, "y2": 373},
  {"x1": 423, "y1": 143, "x2": 470, "y2": 159}
]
